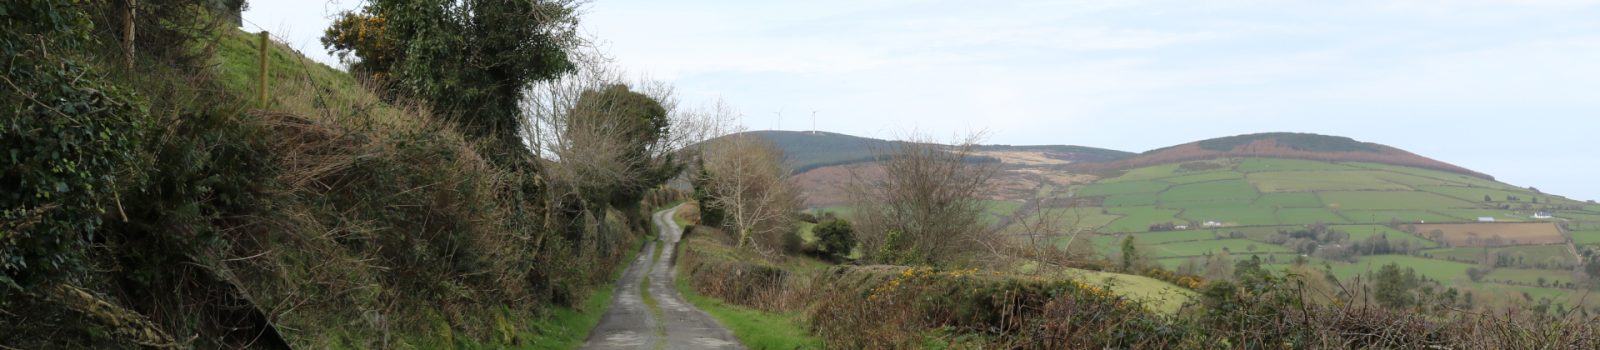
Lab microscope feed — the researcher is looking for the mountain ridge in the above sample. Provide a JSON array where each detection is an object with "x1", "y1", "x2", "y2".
[{"x1": 1077, "y1": 132, "x2": 1492, "y2": 179}]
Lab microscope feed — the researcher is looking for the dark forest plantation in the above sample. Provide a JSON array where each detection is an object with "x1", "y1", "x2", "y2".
[{"x1": 5, "y1": 1, "x2": 1600, "y2": 349}]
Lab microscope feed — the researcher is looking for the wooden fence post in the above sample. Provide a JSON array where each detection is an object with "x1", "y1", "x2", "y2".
[
  {"x1": 258, "y1": 30, "x2": 269, "y2": 108},
  {"x1": 123, "y1": 0, "x2": 135, "y2": 68}
]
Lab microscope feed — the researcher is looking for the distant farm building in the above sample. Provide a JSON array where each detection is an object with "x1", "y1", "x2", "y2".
[
  {"x1": 1533, "y1": 211, "x2": 1553, "y2": 219},
  {"x1": 1174, "y1": 225, "x2": 1190, "y2": 230},
  {"x1": 1202, "y1": 221, "x2": 1224, "y2": 228},
  {"x1": 1477, "y1": 217, "x2": 1497, "y2": 222}
]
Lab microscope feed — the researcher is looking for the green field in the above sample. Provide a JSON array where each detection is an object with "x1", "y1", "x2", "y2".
[
  {"x1": 1126, "y1": 230, "x2": 1220, "y2": 244},
  {"x1": 1101, "y1": 164, "x2": 1181, "y2": 183},
  {"x1": 1342, "y1": 162, "x2": 1518, "y2": 190},
  {"x1": 1339, "y1": 210, "x2": 1460, "y2": 223},
  {"x1": 1104, "y1": 193, "x2": 1158, "y2": 207},
  {"x1": 1420, "y1": 245, "x2": 1574, "y2": 267},
  {"x1": 1160, "y1": 197, "x2": 1256, "y2": 209},
  {"x1": 1365, "y1": 172, "x2": 1462, "y2": 188},
  {"x1": 1012, "y1": 207, "x2": 1122, "y2": 237},
  {"x1": 1571, "y1": 230, "x2": 1600, "y2": 245},
  {"x1": 1420, "y1": 186, "x2": 1540, "y2": 204},
  {"x1": 1103, "y1": 207, "x2": 1182, "y2": 232},
  {"x1": 1179, "y1": 206, "x2": 1279, "y2": 226},
  {"x1": 1079, "y1": 180, "x2": 1171, "y2": 197},
  {"x1": 1335, "y1": 225, "x2": 1438, "y2": 248},
  {"x1": 982, "y1": 200, "x2": 1024, "y2": 215},
  {"x1": 1325, "y1": 255, "x2": 1476, "y2": 283},
  {"x1": 1063, "y1": 158, "x2": 1600, "y2": 315},
  {"x1": 1276, "y1": 208, "x2": 1350, "y2": 225},
  {"x1": 1418, "y1": 247, "x2": 1490, "y2": 263},
  {"x1": 1059, "y1": 207, "x2": 1123, "y2": 230},
  {"x1": 1160, "y1": 171, "x2": 1245, "y2": 184},
  {"x1": 1236, "y1": 158, "x2": 1357, "y2": 172},
  {"x1": 1147, "y1": 239, "x2": 1291, "y2": 258},
  {"x1": 1484, "y1": 268, "x2": 1579, "y2": 287},
  {"x1": 1159, "y1": 179, "x2": 1260, "y2": 204},
  {"x1": 1225, "y1": 226, "x2": 1299, "y2": 241},
  {"x1": 1088, "y1": 230, "x2": 1222, "y2": 250},
  {"x1": 1434, "y1": 209, "x2": 1526, "y2": 222},
  {"x1": 1557, "y1": 211, "x2": 1600, "y2": 222},
  {"x1": 1319, "y1": 191, "x2": 1474, "y2": 210},
  {"x1": 1252, "y1": 192, "x2": 1324, "y2": 208},
  {"x1": 1247, "y1": 171, "x2": 1412, "y2": 193},
  {"x1": 1058, "y1": 268, "x2": 1196, "y2": 315}
]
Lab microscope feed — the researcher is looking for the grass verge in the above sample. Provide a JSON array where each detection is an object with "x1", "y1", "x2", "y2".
[
  {"x1": 515, "y1": 217, "x2": 654, "y2": 349},
  {"x1": 672, "y1": 274, "x2": 823, "y2": 349}
]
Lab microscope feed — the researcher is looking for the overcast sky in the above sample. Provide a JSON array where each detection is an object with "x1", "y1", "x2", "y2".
[{"x1": 245, "y1": 0, "x2": 1600, "y2": 201}]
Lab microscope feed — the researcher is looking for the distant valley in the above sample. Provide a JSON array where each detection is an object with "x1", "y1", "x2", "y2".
[{"x1": 739, "y1": 130, "x2": 1600, "y2": 310}]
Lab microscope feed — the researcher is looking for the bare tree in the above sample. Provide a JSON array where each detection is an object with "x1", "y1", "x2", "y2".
[
  {"x1": 700, "y1": 134, "x2": 800, "y2": 255},
  {"x1": 521, "y1": 64, "x2": 729, "y2": 209},
  {"x1": 1006, "y1": 198, "x2": 1097, "y2": 273},
  {"x1": 524, "y1": 67, "x2": 650, "y2": 204},
  {"x1": 849, "y1": 132, "x2": 999, "y2": 266}
]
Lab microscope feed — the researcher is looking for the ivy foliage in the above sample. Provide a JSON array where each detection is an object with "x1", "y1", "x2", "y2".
[
  {"x1": 323, "y1": 0, "x2": 583, "y2": 149},
  {"x1": 1, "y1": 0, "x2": 150, "y2": 290}
]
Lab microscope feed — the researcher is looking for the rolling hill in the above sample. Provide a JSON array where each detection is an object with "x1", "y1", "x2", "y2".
[
  {"x1": 778, "y1": 130, "x2": 1600, "y2": 312},
  {"x1": 720, "y1": 130, "x2": 1134, "y2": 173},
  {"x1": 1069, "y1": 132, "x2": 1492, "y2": 179}
]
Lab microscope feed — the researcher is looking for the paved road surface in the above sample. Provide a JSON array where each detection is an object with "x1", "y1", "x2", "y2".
[{"x1": 580, "y1": 207, "x2": 744, "y2": 350}]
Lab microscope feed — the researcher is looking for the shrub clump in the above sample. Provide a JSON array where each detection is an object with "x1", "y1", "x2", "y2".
[{"x1": 2, "y1": 0, "x2": 150, "y2": 290}]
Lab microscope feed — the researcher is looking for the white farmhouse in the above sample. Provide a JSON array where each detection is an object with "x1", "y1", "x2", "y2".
[
  {"x1": 1533, "y1": 211, "x2": 1553, "y2": 219},
  {"x1": 1477, "y1": 217, "x2": 1496, "y2": 222}
]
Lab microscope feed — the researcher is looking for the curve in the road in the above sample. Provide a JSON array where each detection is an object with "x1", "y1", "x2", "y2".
[{"x1": 580, "y1": 207, "x2": 744, "y2": 350}]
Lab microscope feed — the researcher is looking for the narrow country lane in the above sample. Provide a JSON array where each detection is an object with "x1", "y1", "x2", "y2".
[{"x1": 581, "y1": 207, "x2": 744, "y2": 350}]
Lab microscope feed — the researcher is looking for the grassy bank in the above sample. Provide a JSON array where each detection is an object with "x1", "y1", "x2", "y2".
[{"x1": 673, "y1": 275, "x2": 822, "y2": 349}]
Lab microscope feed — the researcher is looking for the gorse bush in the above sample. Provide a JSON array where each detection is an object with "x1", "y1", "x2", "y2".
[{"x1": 809, "y1": 266, "x2": 1186, "y2": 349}]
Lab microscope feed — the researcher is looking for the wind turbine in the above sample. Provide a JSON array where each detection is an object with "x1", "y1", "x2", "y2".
[{"x1": 810, "y1": 109, "x2": 818, "y2": 135}]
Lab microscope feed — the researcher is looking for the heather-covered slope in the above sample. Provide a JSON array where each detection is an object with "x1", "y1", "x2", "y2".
[{"x1": 1072, "y1": 133, "x2": 1491, "y2": 179}]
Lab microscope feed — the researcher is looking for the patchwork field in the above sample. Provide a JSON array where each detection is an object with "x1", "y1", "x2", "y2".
[
  {"x1": 1159, "y1": 179, "x2": 1260, "y2": 204},
  {"x1": 1483, "y1": 268, "x2": 1580, "y2": 287},
  {"x1": 1571, "y1": 230, "x2": 1600, "y2": 246},
  {"x1": 1339, "y1": 210, "x2": 1460, "y2": 223},
  {"x1": 780, "y1": 131, "x2": 1600, "y2": 312},
  {"x1": 1335, "y1": 225, "x2": 1438, "y2": 248},
  {"x1": 1318, "y1": 191, "x2": 1475, "y2": 210},
  {"x1": 1236, "y1": 158, "x2": 1356, "y2": 172},
  {"x1": 1161, "y1": 171, "x2": 1244, "y2": 184},
  {"x1": 1103, "y1": 193, "x2": 1158, "y2": 207},
  {"x1": 1419, "y1": 245, "x2": 1576, "y2": 267},
  {"x1": 1078, "y1": 180, "x2": 1170, "y2": 197},
  {"x1": 1180, "y1": 206, "x2": 1278, "y2": 226},
  {"x1": 1410, "y1": 223, "x2": 1565, "y2": 246},
  {"x1": 1103, "y1": 207, "x2": 1182, "y2": 232},
  {"x1": 1276, "y1": 208, "x2": 1350, "y2": 224},
  {"x1": 1247, "y1": 171, "x2": 1411, "y2": 192},
  {"x1": 1251, "y1": 192, "x2": 1323, "y2": 208},
  {"x1": 1147, "y1": 239, "x2": 1291, "y2": 258},
  {"x1": 1325, "y1": 255, "x2": 1477, "y2": 283}
]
